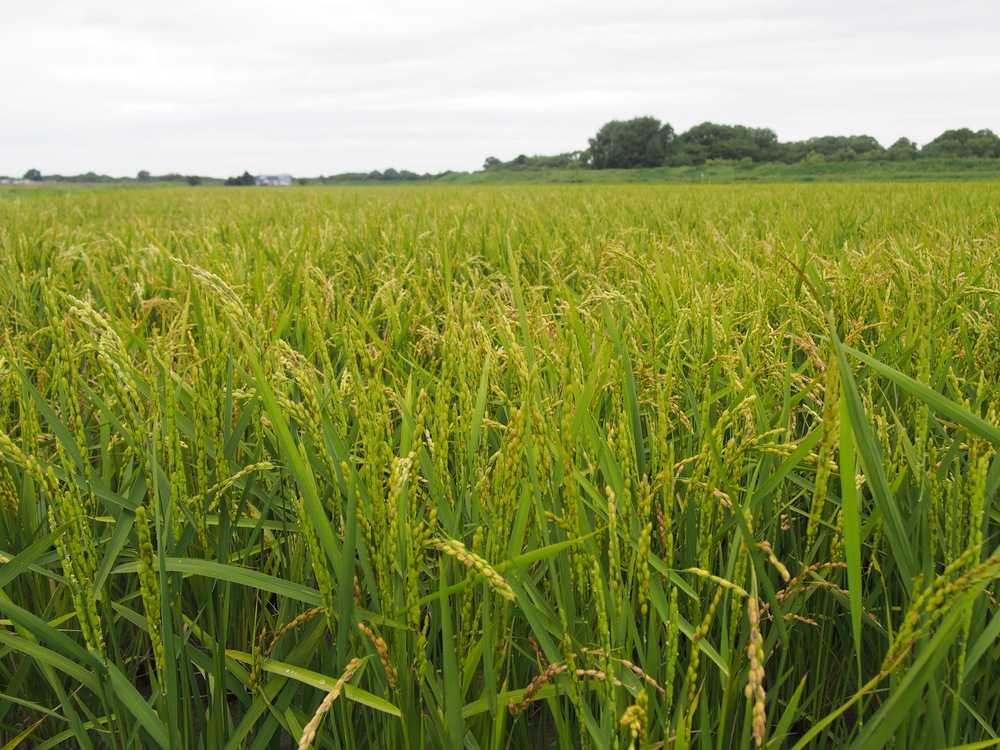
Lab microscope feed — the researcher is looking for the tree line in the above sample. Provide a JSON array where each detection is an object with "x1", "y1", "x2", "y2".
[
  {"x1": 10, "y1": 121, "x2": 999, "y2": 185},
  {"x1": 222, "y1": 168, "x2": 436, "y2": 185},
  {"x1": 7, "y1": 168, "x2": 442, "y2": 186},
  {"x1": 9, "y1": 170, "x2": 204, "y2": 185},
  {"x1": 483, "y1": 119, "x2": 1000, "y2": 171}
]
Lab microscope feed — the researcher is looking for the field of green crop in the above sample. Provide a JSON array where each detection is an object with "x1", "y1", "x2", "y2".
[{"x1": 1, "y1": 183, "x2": 999, "y2": 749}]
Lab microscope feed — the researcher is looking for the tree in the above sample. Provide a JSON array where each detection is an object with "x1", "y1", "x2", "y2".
[
  {"x1": 922, "y1": 128, "x2": 1000, "y2": 158},
  {"x1": 776, "y1": 134, "x2": 884, "y2": 163},
  {"x1": 224, "y1": 171, "x2": 256, "y2": 186},
  {"x1": 748, "y1": 127, "x2": 781, "y2": 161},
  {"x1": 480, "y1": 153, "x2": 583, "y2": 172},
  {"x1": 885, "y1": 137, "x2": 919, "y2": 161},
  {"x1": 586, "y1": 117, "x2": 674, "y2": 169},
  {"x1": 23, "y1": 168, "x2": 42, "y2": 181},
  {"x1": 137, "y1": 170, "x2": 151, "y2": 181},
  {"x1": 186, "y1": 175, "x2": 202, "y2": 186},
  {"x1": 671, "y1": 122, "x2": 772, "y2": 164},
  {"x1": 966, "y1": 130, "x2": 1000, "y2": 158}
]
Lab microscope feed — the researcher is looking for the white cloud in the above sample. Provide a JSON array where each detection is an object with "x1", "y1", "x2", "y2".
[{"x1": 3, "y1": 0, "x2": 999, "y2": 176}]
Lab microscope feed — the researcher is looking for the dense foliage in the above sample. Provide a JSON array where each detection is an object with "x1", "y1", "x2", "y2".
[
  {"x1": 9, "y1": 124, "x2": 999, "y2": 186},
  {"x1": 1, "y1": 183, "x2": 999, "y2": 749},
  {"x1": 437, "y1": 156, "x2": 1000, "y2": 185},
  {"x1": 482, "y1": 153, "x2": 585, "y2": 172},
  {"x1": 576, "y1": 118, "x2": 1000, "y2": 169},
  {"x1": 224, "y1": 171, "x2": 257, "y2": 187},
  {"x1": 587, "y1": 118, "x2": 675, "y2": 169}
]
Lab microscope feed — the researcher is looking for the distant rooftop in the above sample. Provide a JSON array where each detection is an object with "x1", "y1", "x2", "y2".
[{"x1": 254, "y1": 174, "x2": 292, "y2": 186}]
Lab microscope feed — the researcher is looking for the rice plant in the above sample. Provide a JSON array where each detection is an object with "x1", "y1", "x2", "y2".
[{"x1": 1, "y1": 182, "x2": 998, "y2": 748}]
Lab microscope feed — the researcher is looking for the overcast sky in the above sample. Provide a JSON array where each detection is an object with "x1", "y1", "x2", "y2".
[{"x1": 4, "y1": 0, "x2": 999, "y2": 178}]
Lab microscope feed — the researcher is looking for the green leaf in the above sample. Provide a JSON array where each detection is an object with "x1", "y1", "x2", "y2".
[
  {"x1": 8, "y1": 361, "x2": 85, "y2": 473},
  {"x1": 839, "y1": 391, "x2": 864, "y2": 684},
  {"x1": 113, "y1": 556, "x2": 322, "y2": 607},
  {"x1": 832, "y1": 323, "x2": 916, "y2": 593},
  {"x1": 0, "y1": 522, "x2": 71, "y2": 589},
  {"x1": 225, "y1": 651, "x2": 401, "y2": 717},
  {"x1": 107, "y1": 662, "x2": 171, "y2": 748},
  {"x1": 848, "y1": 598, "x2": 981, "y2": 749},
  {"x1": 842, "y1": 344, "x2": 1000, "y2": 446},
  {"x1": 239, "y1": 336, "x2": 343, "y2": 572},
  {"x1": 603, "y1": 303, "x2": 647, "y2": 479},
  {"x1": 0, "y1": 629, "x2": 101, "y2": 694}
]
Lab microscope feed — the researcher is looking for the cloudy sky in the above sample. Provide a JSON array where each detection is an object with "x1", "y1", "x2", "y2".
[{"x1": 4, "y1": 0, "x2": 999, "y2": 178}]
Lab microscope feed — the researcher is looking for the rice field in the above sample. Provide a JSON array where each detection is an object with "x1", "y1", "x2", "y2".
[{"x1": 1, "y1": 182, "x2": 999, "y2": 749}]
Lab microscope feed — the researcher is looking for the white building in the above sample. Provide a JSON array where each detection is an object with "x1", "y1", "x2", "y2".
[{"x1": 254, "y1": 174, "x2": 293, "y2": 186}]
